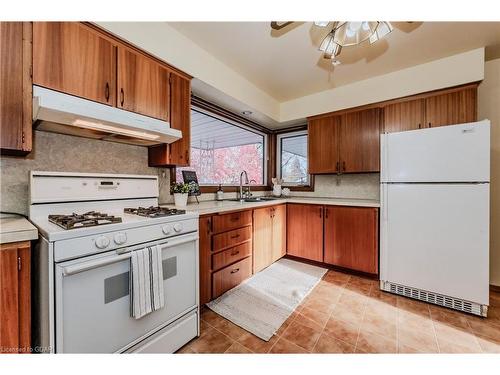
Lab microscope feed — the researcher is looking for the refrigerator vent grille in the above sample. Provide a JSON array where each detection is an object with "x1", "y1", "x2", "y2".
[{"x1": 381, "y1": 281, "x2": 486, "y2": 317}]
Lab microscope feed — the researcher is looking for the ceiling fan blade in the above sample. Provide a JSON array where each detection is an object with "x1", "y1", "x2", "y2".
[{"x1": 270, "y1": 21, "x2": 295, "y2": 30}]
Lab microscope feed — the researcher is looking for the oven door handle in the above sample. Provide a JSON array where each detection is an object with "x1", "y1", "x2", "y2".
[{"x1": 62, "y1": 233, "x2": 198, "y2": 276}]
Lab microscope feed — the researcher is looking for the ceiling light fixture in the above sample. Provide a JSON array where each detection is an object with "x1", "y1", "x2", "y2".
[{"x1": 317, "y1": 21, "x2": 393, "y2": 63}]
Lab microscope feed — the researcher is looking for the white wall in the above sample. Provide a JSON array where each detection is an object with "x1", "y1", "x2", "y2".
[{"x1": 478, "y1": 58, "x2": 500, "y2": 287}]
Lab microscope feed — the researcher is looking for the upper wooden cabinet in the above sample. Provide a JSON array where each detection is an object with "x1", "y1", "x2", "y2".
[
  {"x1": 0, "y1": 241, "x2": 31, "y2": 353},
  {"x1": 340, "y1": 108, "x2": 381, "y2": 173},
  {"x1": 308, "y1": 108, "x2": 380, "y2": 174},
  {"x1": 148, "y1": 72, "x2": 191, "y2": 167},
  {"x1": 33, "y1": 22, "x2": 116, "y2": 106},
  {"x1": 425, "y1": 87, "x2": 477, "y2": 128},
  {"x1": 117, "y1": 47, "x2": 169, "y2": 120},
  {"x1": 0, "y1": 22, "x2": 32, "y2": 155},
  {"x1": 308, "y1": 116, "x2": 340, "y2": 174},
  {"x1": 253, "y1": 205, "x2": 286, "y2": 273},
  {"x1": 383, "y1": 99, "x2": 425, "y2": 133},
  {"x1": 286, "y1": 204, "x2": 324, "y2": 262},
  {"x1": 324, "y1": 206, "x2": 378, "y2": 274},
  {"x1": 168, "y1": 73, "x2": 191, "y2": 166}
]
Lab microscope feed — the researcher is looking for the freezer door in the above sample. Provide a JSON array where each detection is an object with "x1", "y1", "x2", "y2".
[
  {"x1": 380, "y1": 183, "x2": 489, "y2": 305},
  {"x1": 381, "y1": 120, "x2": 490, "y2": 183}
]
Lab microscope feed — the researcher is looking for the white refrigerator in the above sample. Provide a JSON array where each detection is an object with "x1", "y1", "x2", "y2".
[{"x1": 380, "y1": 120, "x2": 490, "y2": 316}]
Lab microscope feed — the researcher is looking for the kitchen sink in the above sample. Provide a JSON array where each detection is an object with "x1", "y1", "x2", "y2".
[{"x1": 225, "y1": 197, "x2": 282, "y2": 203}]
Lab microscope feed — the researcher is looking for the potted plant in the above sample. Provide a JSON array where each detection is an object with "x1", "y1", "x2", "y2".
[{"x1": 170, "y1": 182, "x2": 190, "y2": 207}]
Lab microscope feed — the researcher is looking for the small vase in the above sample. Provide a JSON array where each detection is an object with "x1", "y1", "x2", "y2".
[
  {"x1": 273, "y1": 185, "x2": 282, "y2": 197},
  {"x1": 173, "y1": 193, "x2": 188, "y2": 207}
]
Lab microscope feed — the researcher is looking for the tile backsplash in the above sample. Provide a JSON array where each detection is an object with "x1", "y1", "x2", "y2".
[
  {"x1": 0, "y1": 131, "x2": 170, "y2": 215},
  {"x1": 1, "y1": 131, "x2": 379, "y2": 215}
]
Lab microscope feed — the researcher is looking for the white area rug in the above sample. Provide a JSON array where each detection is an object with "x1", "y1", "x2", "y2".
[{"x1": 207, "y1": 258, "x2": 327, "y2": 341}]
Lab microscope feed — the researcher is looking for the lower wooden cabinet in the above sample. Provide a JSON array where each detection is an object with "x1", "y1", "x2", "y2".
[
  {"x1": 324, "y1": 206, "x2": 378, "y2": 274},
  {"x1": 253, "y1": 204, "x2": 286, "y2": 273},
  {"x1": 286, "y1": 204, "x2": 324, "y2": 262},
  {"x1": 212, "y1": 257, "x2": 252, "y2": 299},
  {"x1": 198, "y1": 209, "x2": 253, "y2": 305},
  {"x1": 0, "y1": 241, "x2": 31, "y2": 353}
]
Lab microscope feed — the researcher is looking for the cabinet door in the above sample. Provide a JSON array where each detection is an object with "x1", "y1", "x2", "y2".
[
  {"x1": 308, "y1": 116, "x2": 340, "y2": 174},
  {"x1": 286, "y1": 204, "x2": 324, "y2": 262},
  {"x1": 33, "y1": 22, "x2": 116, "y2": 106},
  {"x1": 199, "y1": 216, "x2": 212, "y2": 305},
  {"x1": 169, "y1": 73, "x2": 191, "y2": 166},
  {"x1": 425, "y1": 87, "x2": 477, "y2": 128},
  {"x1": 117, "y1": 47, "x2": 169, "y2": 120},
  {"x1": 324, "y1": 206, "x2": 378, "y2": 274},
  {"x1": 383, "y1": 99, "x2": 425, "y2": 133},
  {"x1": 271, "y1": 205, "x2": 286, "y2": 263},
  {"x1": 0, "y1": 22, "x2": 32, "y2": 155},
  {"x1": 252, "y1": 207, "x2": 273, "y2": 273},
  {"x1": 0, "y1": 241, "x2": 30, "y2": 353},
  {"x1": 340, "y1": 108, "x2": 381, "y2": 173}
]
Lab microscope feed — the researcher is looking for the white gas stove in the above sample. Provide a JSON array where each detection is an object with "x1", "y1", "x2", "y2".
[{"x1": 29, "y1": 171, "x2": 200, "y2": 353}]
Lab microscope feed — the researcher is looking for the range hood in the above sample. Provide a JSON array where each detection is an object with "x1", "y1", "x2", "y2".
[{"x1": 32, "y1": 86, "x2": 182, "y2": 146}]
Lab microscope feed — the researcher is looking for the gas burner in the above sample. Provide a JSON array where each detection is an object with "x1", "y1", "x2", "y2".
[
  {"x1": 124, "y1": 206, "x2": 186, "y2": 218},
  {"x1": 48, "y1": 211, "x2": 122, "y2": 230}
]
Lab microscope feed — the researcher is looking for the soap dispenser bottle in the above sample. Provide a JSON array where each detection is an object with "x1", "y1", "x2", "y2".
[{"x1": 216, "y1": 184, "x2": 224, "y2": 201}]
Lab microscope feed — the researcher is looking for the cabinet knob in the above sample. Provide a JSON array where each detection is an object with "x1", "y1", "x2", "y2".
[
  {"x1": 231, "y1": 268, "x2": 240, "y2": 274},
  {"x1": 120, "y1": 88, "x2": 124, "y2": 107}
]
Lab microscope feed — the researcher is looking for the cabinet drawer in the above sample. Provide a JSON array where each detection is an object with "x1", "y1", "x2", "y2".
[
  {"x1": 212, "y1": 226, "x2": 252, "y2": 252},
  {"x1": 212, "y1": 242, "x2": 252, "y2": 272},
  {"x1": 212, "y1": 257, "x2": 252, "y2": 299},
  {"x1": 212, "y1": 210, "x2": 252, "y2": 233}
]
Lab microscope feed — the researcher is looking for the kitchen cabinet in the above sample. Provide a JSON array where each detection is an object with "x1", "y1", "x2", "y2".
[
  {"x1": 198, "y1": 209, "x2": 253, "y2": 303},
  {"x1": 286, "y1": 204, "x2": 324, "y2": 262},
  {"x1": 324, "y1": 206, "x2": 378, "y2": 274},
  {"x1": 117, "y1": 47, "x2": 170, "y2": 120},
  {"x1": 33, "y1": 22, "x2": 116, "y2": 106},
  {"x1": 199, "y1": 216, "x2": 212, "y2": 306},
  {"x1": 0, "y1": 241, "x2": 31, "y2": 353},
  {"x1": 383, "y1": 99, "x2": 425, "y2": 133},
  {"x1": 0, "y1": 22, "x2": 32, "y2": 155},
  {"x1": 340, "y1": 108, "x2": 381, "y2": 173},
  {"x1": 308, "y1": 116, "x2": 341, "y2": 174},
  {"x1": 425, "y1": 87, "x2": 477, "y2": 128},
  {"x1": 147, "y1": 72, "x2": 192, "y2": 167},
  {"x1": 308, "y1": 108, "x2": 380, "y2": 174},
  {"x1": 253, "y1": 204, "x2": 286, "y2": 273},
  {"x1": 212, "y1": 257, "x2": 252, "y2": 299}
]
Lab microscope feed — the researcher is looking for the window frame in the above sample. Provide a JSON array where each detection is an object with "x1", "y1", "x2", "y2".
[
  {"x1": 276, "y1": 130, "x2": 312, "y2": 188},
  {"x1": 175, "y1": 105, "x2": 269, "y2": 190}
]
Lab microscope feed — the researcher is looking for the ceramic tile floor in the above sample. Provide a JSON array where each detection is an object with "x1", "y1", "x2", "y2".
[{"x1": 177, "y1": 270, "x2": 500, "y2": 354}]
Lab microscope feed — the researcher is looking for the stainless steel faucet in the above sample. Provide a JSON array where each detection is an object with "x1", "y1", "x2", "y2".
[{"x1": 239, "y1": 171, "x2": 249, "y2": 200}]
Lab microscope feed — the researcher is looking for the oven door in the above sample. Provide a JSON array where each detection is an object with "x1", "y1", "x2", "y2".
[{"x1": 54, "y1": 232, "x2": 198, "y2": 353}]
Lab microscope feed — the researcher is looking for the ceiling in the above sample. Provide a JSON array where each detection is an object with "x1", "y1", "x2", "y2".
[{"x1": 170, "y1": 22, "x2": 500, "y2": 102}]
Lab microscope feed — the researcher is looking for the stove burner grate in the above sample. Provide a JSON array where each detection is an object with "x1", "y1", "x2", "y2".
[
  {"x1": 124, "y1": 206, "x2": 186, "y2": 218},
  {"x1": 48, "y1": 211, "x2": 122, "y2": 230}
]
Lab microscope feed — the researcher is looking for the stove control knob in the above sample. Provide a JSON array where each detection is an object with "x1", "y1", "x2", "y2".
[
  {"x1": 114, "y1": 232, "x2": 127, "y2": 245},
  {"x1": 162, "y1": 225, "x2": 173, "y2": 235},
  {"x1": 173, "y1": 223, "x2": 183, "y2": 233},
  {"x1": 95, "y1": 235, "x2": 110, "y2": 249}
]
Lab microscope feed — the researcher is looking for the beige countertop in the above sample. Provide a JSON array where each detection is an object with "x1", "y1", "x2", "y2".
[
  {"x1": 162, "y1": 196, "x2": 380, "y2": 216},
  {"x1": 0, "y1": 215, "x2": 38, "y2": 245}
]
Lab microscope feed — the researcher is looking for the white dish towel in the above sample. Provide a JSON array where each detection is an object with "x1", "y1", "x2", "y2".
[{"x1": 130, "y1": 245, "x2": 165, "y2": 319}]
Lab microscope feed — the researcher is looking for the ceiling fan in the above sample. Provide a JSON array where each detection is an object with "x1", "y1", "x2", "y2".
[{"x1": 270, "y1": 21, "x2": 395, "y2": 65}]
